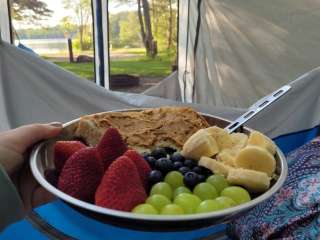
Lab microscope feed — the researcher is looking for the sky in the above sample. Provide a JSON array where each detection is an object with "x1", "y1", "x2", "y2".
[{"x1": 14, "y1": 0, "x2": 136, "y2": 29}]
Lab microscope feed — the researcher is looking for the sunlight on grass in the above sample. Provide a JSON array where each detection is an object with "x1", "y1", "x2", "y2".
[{"x1": 54, "y1": 52, "x2": 174, "y2": 80}]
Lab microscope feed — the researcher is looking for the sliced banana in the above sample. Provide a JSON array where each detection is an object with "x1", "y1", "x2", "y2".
[
  {"x1": 230, "y1": 133, "x2": 248, "y2": 149},
  {"x1": 199, "y1": 156, "x2": 232, "y2": 177},
  {"x1": 234, "y1": 146, "x2": 276, "y2": 177},
  {"x1": 227, "y1": 168, "x2": 271, "y2": 192},
  {"x1": 217, "y1": 148, "x2": 239, "y2": 167},
  {"x1": 206, "y1": 126, "x2": 232, "y2": 150},
  {"x1": 247, "y1": 131, "x2": 276, "y2": 155},
  {"x1": 181, "y1": 129, "x2": 219, "y2": 160}
]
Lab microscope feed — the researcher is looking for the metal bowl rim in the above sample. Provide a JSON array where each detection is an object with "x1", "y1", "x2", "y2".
[{"x1": 30, "y1": 109, "x2": 288, "y2": 222}]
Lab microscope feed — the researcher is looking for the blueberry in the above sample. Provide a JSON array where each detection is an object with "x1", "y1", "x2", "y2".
[
  {"x1": 184, "y1": 159, "x2": 197, "y2": 168},
  {"x1": 178, "y1": 166, "x2": 190, "y2": 175},
  {"x1": 164, "y1": 147, "x2": 177, "y2": 155},
  {"x1": 145, "y1": 156, "x2": 156, "y2": 168},
  {"x1": 148, "y1": 170, "x2": 163, "y2": 185},
  {"x1": 201, "y1": 166, "x2": 212, "y2": 176},
  {"x1": 170, "y1": 152, "x2": 185, "y2": 162},
  {"x1": 192, "y1": 166, "x2": 203, "y2": 174},
  {"x1": 183, "y1": 172, "x2": 199, "y2": 189},
  {"x1": 155, "y1": 158, "x2": 173, "y2": 173},
  {"x1": 198, "y1": 174, "x2": 206, "y2": 183},
  {"x1": 151, "y1": 148, "x2": 167, "y2": 159},
  {"x1": 142, "y1": 152, "x2": 151, "y2": 159},
  {"x1": 173, "y1": 161, "x2": 184, "y2": 170}
]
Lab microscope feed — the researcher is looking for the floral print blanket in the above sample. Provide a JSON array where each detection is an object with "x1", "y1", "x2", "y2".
[{"x1": 227, "y1": 138, "x2": 320, "y2": 239}]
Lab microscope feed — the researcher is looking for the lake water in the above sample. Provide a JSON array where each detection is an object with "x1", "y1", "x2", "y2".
[{"x1": 15, "y1": 38, "x2": 68, "y2": 54}]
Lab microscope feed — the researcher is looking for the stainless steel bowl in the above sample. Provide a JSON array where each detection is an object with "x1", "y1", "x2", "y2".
[{"x1": 30, "y1": 109, "x2": 288, "y2": 231}]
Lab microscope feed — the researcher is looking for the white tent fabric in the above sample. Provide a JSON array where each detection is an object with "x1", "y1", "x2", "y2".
[
  {"x1": 181, "y1": 0, "x2": 320, "y2": 108},
  {"x1": 0, "y1": 41, "x2": 320, "y2": 142},
  {"x1": 0, "y1": 41, "x2": 242, "y2": 132},
  {"x1": 143, "y1": 72, "x2": 181, "y2": 101}
]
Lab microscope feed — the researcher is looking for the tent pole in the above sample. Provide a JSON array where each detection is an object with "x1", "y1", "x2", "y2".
[
  {"x1": 92, "y1": 0, "x2": 110, "y2": 88},
  {"x1": 178, "y1": 0, "x2": 191, "y2": 102},
  {"x1": 0, "y1": 0, "x2": 12, "y2": 44}
]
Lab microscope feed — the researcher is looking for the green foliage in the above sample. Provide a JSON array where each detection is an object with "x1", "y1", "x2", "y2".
[
  {"x1": 109, "y1": 0, "x2": 178, "y2": 54},
  {"x1": 11, "y1": 0, "x2": 52, "y2": 22},
  {"x1": 73, "y1": 35, "x2": 93, "y2": 51},
  {"x1": 119, "y1": 12, "x2": 142, "y2": 47}
]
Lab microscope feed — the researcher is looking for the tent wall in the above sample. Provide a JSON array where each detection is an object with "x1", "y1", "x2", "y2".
[
  {"x1": 179, "y1": 0, "x2": 320, "y2": 108},
  {"x1": 0, "y1": 0, "x2": 11, "y2": 43}
]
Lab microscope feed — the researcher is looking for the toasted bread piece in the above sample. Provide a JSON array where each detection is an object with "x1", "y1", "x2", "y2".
[{"x1": 74, "y1": 107, "x2": 209, "y2": 152}]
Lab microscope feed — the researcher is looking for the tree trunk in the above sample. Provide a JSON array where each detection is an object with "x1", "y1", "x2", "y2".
[
  {"x1": 79, "y1": 7, "x2": 84, "y2": 50},
  {"x1": 141, "y1": 0, "x2": 155, "y2": 57},
  {"x1": 167, "y1": 0, "x2": 173, "y2": 49},
  {"x1": 137, "y1": 0, "x2": 146, "y2": 49}
]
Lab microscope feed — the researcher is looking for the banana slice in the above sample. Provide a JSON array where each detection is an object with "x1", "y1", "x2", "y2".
[
  {"x1": 227, "y1": 168, "x2": 271, "y2": 192},
  {"x1": 247, "y1": 131, "x2": 276, "y2": 155},
  {"x1": 206, "y1": 127, "x2": 248, "y2": 151},
  {"x1": 217, "y1": 148, "x2": 239, "y2": 167},
  {"x1": 199, "y1": 156, "x2": 232, "y2": 177},
  {"x1": 230, "y1": 133, "x2": 248, "y2": 149},
  {"x1": 181, "y1": 129, "x2": 219, "y2": 160},
  {"x1": 234, "y1": 146, "x2": 276, "y2": 177},
  {"x1": 206, "y1": 126, "x2": 232, "y2": 150}
]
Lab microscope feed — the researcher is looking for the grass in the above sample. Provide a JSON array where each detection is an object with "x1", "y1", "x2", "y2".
[
  {"x1": 54, "y1": 51, "x2": 175, "y2": 80},
  {"x1": 55, "y1": 62, "x2": 95, "y2": 80}
]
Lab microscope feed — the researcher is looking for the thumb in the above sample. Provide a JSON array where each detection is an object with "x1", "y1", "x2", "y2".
[{"x1": 0, "y1": 122, "x2": 63, "y2": 154}]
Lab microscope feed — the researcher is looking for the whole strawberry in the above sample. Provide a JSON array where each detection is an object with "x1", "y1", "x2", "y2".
[
  {"x1": 124, "y1": 150, "x2": 151, "y2": 190},
  {"x1": 95, "y1": 156, "x2": 147, "y2": 211},
  {"x1": 58, "y1": 147, "x2": 104, "y2": 202},
  {"x1": 54, "y1": 141, "x2": 86, "y2": 172},
  {"x1": 96, "y1": 127, "x2": 128, "y2": 170}
]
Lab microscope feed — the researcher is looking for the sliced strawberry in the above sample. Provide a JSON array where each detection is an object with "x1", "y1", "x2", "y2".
[
  {"x1": 95, "y1": 156, "x2": 147, "y2": 211},
  {"x1": 124, "y1": 150, "x2": 151, "y2": 190},
  {"x1": 96, "y1": 127, "x2": 128, "y2": 170},
  {"x1": 54, "y1": 141, "x2": 86, "y2": 172},
  {"x1": 58, "y1": 147, "x2": 104, "y2": 202}
]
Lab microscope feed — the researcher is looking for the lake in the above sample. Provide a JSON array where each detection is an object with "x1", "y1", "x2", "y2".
[{"x1": 15, "y1": 38, "x2": 68, "y2": 54}]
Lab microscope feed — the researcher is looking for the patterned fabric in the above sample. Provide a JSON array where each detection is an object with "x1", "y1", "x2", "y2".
[{"x1": 227, "y1": 138, "x2": 320, "y2": 240}]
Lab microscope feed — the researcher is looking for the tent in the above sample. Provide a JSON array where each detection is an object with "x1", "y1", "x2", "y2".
[{"x1": 1, "y1": 0, "x2": 320, "y2": 239}]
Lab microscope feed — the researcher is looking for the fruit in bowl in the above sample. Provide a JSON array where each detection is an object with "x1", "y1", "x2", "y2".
[
  {"x1": 31, "y1": 107, "x2": 287, "y2": 231},
  {"x1": 46, "y1": 107, "x2": 279, "y2": 216}
]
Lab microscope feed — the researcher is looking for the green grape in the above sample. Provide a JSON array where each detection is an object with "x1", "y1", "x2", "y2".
[
  {"x1": 215, "y1": 196, "x2": 237, "y2": 208},
  {"x1": 173, "y1": 193, "x2": 201, "y2": 214},
  {"x1": 146, "y1": 194, "x2": 171, "y2": 212},
  {"x1": 160, "y1": 204, "x2": 184, "y2": 215},
  {"x1": 150, "y1": 182, "x2": 173, "y2": 200},
  {"x1": 221, "y1": 186, "x2": 251, "y2": 205},
  {"x1": 164, "y1": 171, "x2": 184, "y2": 189},
  {"x1": 132, "y1": 204, "x2": 158, "y2": 214},
  {"x1": 174, "y1": 186, "x2": 192, "y2": 198},
  {"x1": 196, "y1": 199, "x2": 225, "y2": 213},
  {"x1": 206, "y1": 175, "x2": 229, "y2": 194},
  {"x1": 193, "y1": 183, "x2": 218, "y2": 200}
]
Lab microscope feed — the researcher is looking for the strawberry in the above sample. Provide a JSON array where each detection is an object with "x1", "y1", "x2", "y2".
[
  {"x1": 54, "y1": 141, "x2": 86, "y2": 172},
  {"x1": 124, "y1": 150, "x2": 151, "y2": 189},
  {"x1": 58, "y1": 147, "x2": 104, "y2": 202},
  {"x1": 96, "y1": 127, "x2": 128, "y2": 170},
  {"x1": 95, "y1": 156, "x2": 147, "y2": 211}
]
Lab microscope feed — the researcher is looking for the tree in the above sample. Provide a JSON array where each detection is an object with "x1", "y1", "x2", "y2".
[
  {"x1": 11, "y1": 0, "x2": 52, "y2": 22},
  {"x1": 119, "y1": 12, "x2": 141, "y2": 47},
  {"x1": 63, "y1": 0, "x2": 92, "y2": 51},
  {"x1": 114, "y1": 0, "x2": 156, "y2": 57}
]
